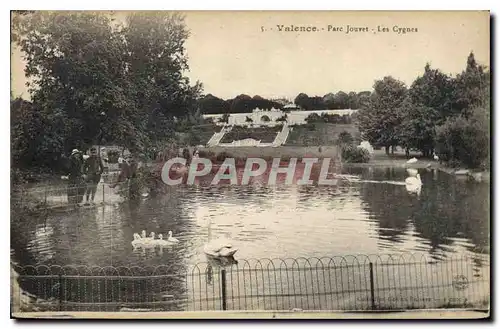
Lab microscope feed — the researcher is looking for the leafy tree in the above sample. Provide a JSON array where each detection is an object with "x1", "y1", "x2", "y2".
[
  {"x1": 357, "y1": 76, "x2": 408, "y2": 154},
  {"x1": 16, "y1": 12, "x2": 132, "y2": 152},
  {"x1": 198, "y1": 94, "x2": 230, "y2": 114},
  {"x1": 11, "y1": 98, "x2": 66, "y2": 171},
  {"x1": 123, "y1": 12, "x2": 203, "y2": 144},
  {"x1": 409, "y1": 63, "x2": 458, "y2": 122},
  {"x1": 323, "y1": 93, "x2": 336, "y2": 109},
  {"x1": 294, "y1": 93, "x2": 309, "y2": 109},
  {"x1": 347, "y1": 91, "x2": 359, "y2": 109},
  {"x1": 396, "y1": 99, "x2": 439, "y2": 157},
  {"x1": 338, "y1": 131, "x2": 354, "y2": 145},
  {"x1": 14, "y1": 11, "x2": 202, "y2": 160},
  {"x1": 357, "y1": 91, "x2": 372, "y2": 109},
  {"x1": 334, "y1": 91, "x2": 349, "y2": 109},
  {"x1": 454, "y1": 52, "x2": 490, "y2": 116}
]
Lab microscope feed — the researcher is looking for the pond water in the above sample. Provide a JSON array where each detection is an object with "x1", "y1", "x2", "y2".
[{"x1": 11, "y1": 166, "x2": 490, "y2": 311}]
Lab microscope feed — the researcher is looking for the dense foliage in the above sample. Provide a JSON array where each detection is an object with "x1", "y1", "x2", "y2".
[
  {"x1": 356, "y1": 52, "x2": 490, "y2": 168},
  {"x1": 12, "y1": 11, "x2": 202, "y2": 174},
  {"x1": 341, "y1": 145, "x2": 371, "y2": 163}
]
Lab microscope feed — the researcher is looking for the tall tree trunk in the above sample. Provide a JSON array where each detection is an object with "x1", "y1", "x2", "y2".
[{"x1": 385, "y1": 146, "x2": 390, "y2": 155}]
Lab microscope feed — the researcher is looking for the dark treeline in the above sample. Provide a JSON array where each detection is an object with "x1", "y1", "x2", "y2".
[
  {"x1": 198, "y1": 94, "x2": 284, "y2": 114},
  {"x1": 198, "y1": 91, "x2": 371, "y2": 114},
  {"x1": 294, "y1": 91, "x2": 371, "y2": 111}
]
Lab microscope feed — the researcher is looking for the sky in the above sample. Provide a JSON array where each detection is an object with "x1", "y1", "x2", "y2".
[{"x1": 10, "y1": 11, "x2": 490, "y2": 100}]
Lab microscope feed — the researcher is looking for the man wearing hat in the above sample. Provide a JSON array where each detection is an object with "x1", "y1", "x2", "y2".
[
  {"x1": 83, "y1": 146, "x2": 104, "y2": 205},
  {"x1": 67, "y1": 149, "x2": 84, "y2": 205}
]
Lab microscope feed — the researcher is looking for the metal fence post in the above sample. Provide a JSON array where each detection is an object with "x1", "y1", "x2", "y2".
[
  {"x1": 220, "y1": 268, "x2": 227, "y2": 311},
  {"x1": 369, "y1": 262, "x2": 375, "y2": 310},
  {"x1": 58, "y1": 273, "x2": 63, "y2": 312}
]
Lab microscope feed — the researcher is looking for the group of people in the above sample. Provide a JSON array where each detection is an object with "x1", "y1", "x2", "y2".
[{"x1": 67, "y1": 147, "x2": 104, "y2": 206}]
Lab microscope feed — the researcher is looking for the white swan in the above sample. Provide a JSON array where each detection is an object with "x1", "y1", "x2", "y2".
[
  {"x1": 156, "y1": 234, "x2": 173, "y2": 247},
  {"x1": 204, "y1": 238, "x2": 238, "y2": 257},
  {"x1": 167, "y1": 231, "x2": 179, "y2": 243},
  {"x1": 132, "y1": 232, "x2": 155, "y2": 249},
  {"x1": 405, "y1": 174, "x2": 422, "y2": 195},
  {"x1": 406, "y1": 157, "x2": 418, "y2": 164},
  {"x1": 433, "y1": 153, "x2": 439, "y2": 161},
  {"x1": 406, "y1": 168, "x2": 418, "y2": 177},
  {"x1": 203, "y1": 218, "x2": 238, "y2": 258},
  {"x1": 405, "y1": 173, "x2": 422, "y2": 186},
  {"x1": 131, "y1": 233, "x2": 143, "y2": 248}
]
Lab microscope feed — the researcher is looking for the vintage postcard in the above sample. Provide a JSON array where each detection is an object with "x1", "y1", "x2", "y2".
[{"x1": 10, "y1": 10, "x2": 490, "y2": 320}]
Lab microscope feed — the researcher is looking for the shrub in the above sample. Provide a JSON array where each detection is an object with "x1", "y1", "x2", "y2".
[
  {"x1": 215, "y1": 151, "x2": 233, "y2": 162},
  {"x1": 337, "y1": 131, "x2": 354, "y2": 145},
  {"x1": 435, "y1": 107, "x2": 489, "y2": 169},
  {"x1": 197, "y1": 150, "x2": 215, "y2": 158},
  {"x1": 341, "y1": 145, "x2": 371, "y2": 163}
]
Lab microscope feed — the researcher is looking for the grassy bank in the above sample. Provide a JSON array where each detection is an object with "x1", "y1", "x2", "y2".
[
  {"x1": 285, "y1": 123, "x2": 360, "y2": 146},
  {"x1": 344, "y1": 149, "x2": 441, "y2": 169},
  {"x1": 201, "y1": 145, "x2": 341, "y2": 159}
]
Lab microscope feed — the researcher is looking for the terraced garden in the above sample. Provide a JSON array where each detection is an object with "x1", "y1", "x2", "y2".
[{"x1": 220, "y1": 126, "x2": 282, "y2": 143}]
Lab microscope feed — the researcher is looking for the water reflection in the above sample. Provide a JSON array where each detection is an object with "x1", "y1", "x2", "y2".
[{"x1": 12, "y1": 167, "x2": 489, "y2": 270}]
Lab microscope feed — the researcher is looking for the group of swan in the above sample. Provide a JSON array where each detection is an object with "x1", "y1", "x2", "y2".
[{"x1": 132, "y1": 230, "x2": 179, "y2": 248}]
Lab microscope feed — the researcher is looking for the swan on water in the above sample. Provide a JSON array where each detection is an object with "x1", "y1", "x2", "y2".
[
  {"x1": 131, "y1": 233, "x2": 143, "y2": 248},
  {"x1": 203, "y1": 217, "x2": 238, "y2": 258},
  {"x1": 406, "y1": 157, "x2": 418, "y2": 164},
  {"x1": 204, "y1": 237, "x2": 238, "y2": 257},
  {"x1": 156, "y1": 234, "x2": 173, "y2": 246},
  {"x1": 433, "y1": 153, "x2": 439, "y2": 161},
  {"x1": 406, "y1": 168, "x2": 418, "y2": 177},
  {"x1": 131, "y1": 233, "x2": 155, "y2": 249},
  {"x1": 405, "y1": 174, "x2": 422, "y2": 195},
  {"x1": 405, "y1": 173, "x2": 422, "y2": 186},
  {"x1": 167, "y1": 231, "x2": 179, "y2": 243}
]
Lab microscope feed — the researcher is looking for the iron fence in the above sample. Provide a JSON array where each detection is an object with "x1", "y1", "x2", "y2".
[
  {"x1": 11, "y1": 173, "x2": 130, "y2": 210},
  {"x1": 12, "y1": 253, "x2": 490, "y2": 313}
]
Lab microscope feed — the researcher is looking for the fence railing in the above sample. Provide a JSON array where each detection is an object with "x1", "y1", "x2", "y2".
[
  {"x1": 11, "y1": 253, "x2": 490, "y2": 313},
  {"x1": 11, "y1": 173, "x2": 130, "y2": 210}
]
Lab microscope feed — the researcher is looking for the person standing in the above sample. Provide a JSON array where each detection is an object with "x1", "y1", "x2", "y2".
[
  {"x1": 67, "y1": 149, "x2": 84, "y2": 205},
  {"x1": 83, "y1": 147, "x2": 104, "y2": 205}
]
